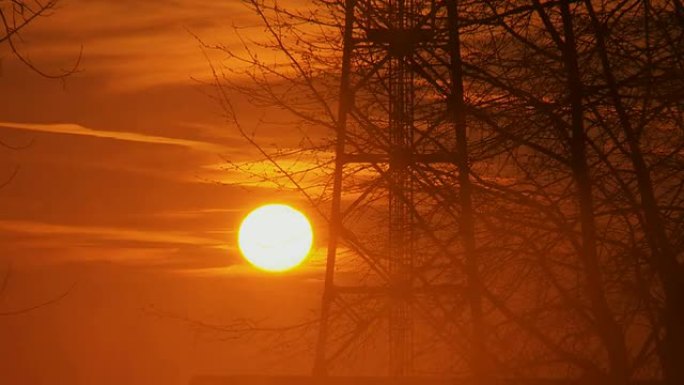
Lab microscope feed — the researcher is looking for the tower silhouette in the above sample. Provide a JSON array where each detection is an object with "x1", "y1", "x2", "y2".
[{"x1": 313, "y1": 0, "x2": 482, "y2": 378}]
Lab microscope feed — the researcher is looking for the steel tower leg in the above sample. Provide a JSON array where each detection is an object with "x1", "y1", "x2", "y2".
[
  {"x1": 314, "y1": 0, "x2": 469, "y2": 378},
  {"x1": 313, "y1": 0, "x2": 356, "y2": 377}
]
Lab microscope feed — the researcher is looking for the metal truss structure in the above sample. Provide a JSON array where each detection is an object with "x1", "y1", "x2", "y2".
[{"x1": 313, "y1": 0, "x2": 481, "y2": 378}]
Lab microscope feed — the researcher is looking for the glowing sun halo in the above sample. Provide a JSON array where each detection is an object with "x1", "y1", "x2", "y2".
[{"x1": 238, "y1": 204, "x2": 313, "y2": 272}]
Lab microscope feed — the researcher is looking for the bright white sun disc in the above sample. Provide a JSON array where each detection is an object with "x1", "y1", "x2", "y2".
[{"x1": 238, "y1": 204, "x2": 313, "y2": 272}]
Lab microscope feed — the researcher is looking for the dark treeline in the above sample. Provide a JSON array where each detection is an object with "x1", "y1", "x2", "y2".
[{"x1": 212, "y1": 1, "x2": 684, "y2": 384}]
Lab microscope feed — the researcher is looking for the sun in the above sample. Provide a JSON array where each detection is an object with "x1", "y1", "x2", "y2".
[{"x1": 238, "y1": 204, "x2": 313, "y2": 272}]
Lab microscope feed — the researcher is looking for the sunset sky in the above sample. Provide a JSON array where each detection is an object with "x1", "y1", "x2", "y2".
[
  {"x1": 3, "y1": 0, "x2": 683, "y2": 384},
  {"x1": 0, "y1": 1, "x2": 323, "y2": 384}
]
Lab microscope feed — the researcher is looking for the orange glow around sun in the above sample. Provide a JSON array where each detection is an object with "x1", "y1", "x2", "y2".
[{"x1": 238, "y1": 204, "x2": 313, "y2": 272}]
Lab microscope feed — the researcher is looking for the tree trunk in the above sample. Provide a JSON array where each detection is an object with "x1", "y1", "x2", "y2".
[
  {"x1": 446, "y1": 1, "x2": 487, "y2": 381},
  {"x1": 559, "y1": 3, "x2": 629, "y2": 384},
  {"x1": 582, "y1": 2, "x2": 684, "y2": 382}
]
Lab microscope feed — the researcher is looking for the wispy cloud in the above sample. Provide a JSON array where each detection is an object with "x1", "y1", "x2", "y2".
[
  {"x1": 0, "y1": 121, "x2": 229, "y2": 152},
  {"x1": 149, "y1": 208, "x2": 243, "y2": 219},
  {"x1": 10, "y1": 0, "x2": 264, "y2": 90},
  {"x1": 175, "y1": 248, "x2": 326, "y2": 277},
  {"x1": 0, "y1": 219, "x2": 223, "y2": 248}
]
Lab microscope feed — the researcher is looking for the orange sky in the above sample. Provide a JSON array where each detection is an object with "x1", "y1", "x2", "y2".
[{"x1": 0, "y1": 1, "x2": 325, "y2": 384}]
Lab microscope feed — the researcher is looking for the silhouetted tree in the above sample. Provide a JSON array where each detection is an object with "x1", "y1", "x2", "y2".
[
  {"x1": 203, "y1": 0, "x2": 683, "y2": 382},
  {"x1": 1, "y1": 0, "x2": 81, "y2": 188},
  {"x1": 463, "y1": 1, "x2": 683, "y2": 383},
  {"x1": 0, "y1": 0, "x2": 80, "y2": 78}
]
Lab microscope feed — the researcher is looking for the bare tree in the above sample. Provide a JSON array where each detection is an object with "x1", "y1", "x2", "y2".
[
  {"x1": 1, "y1": 1, "x2": 81, "y2": 189},
  {"x1": 198, "y1": 0, "x2": 682, "y2": 382},
  {"x1": 0, "y1": 0, "x2": 80, "y2": 78},
  {"x1": 464, "y1": 1, "x2": 683, "y2": 383},
  {"x1": 0, "y1": 264, "x2": 73, "y2": 316}
]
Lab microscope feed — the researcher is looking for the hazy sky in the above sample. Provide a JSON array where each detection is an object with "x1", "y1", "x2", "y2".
[{"x1": 0, "y1": 1, "x2": 324, "y2": 384}]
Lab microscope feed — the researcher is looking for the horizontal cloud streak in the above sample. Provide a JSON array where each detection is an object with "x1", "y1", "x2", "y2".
[
  {"x1": 0, "y1": 121, "x2": 229, "y2": 152},
  {"x1": 0, "y1": 219, "x2": 224, "y2": 248}
]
